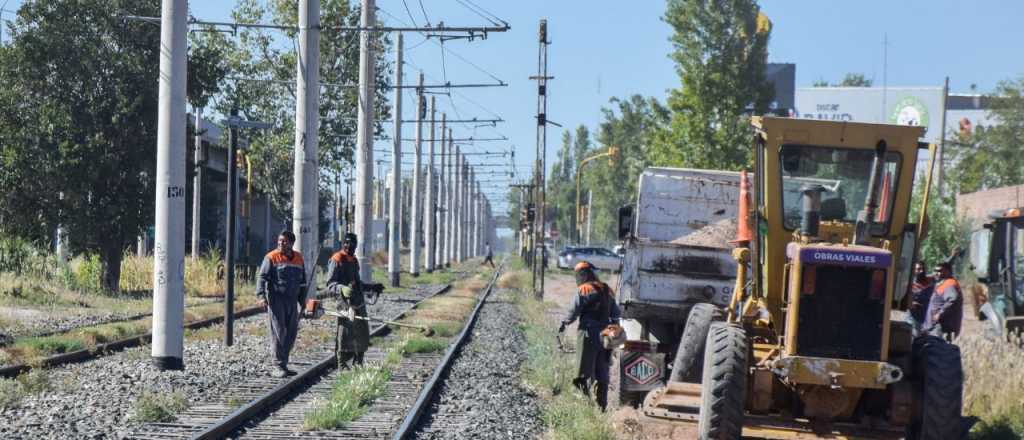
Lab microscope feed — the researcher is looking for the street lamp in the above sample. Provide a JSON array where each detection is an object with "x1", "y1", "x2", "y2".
[{"x1": 575, "y1": 146, "x2": 619, "y2": 244}]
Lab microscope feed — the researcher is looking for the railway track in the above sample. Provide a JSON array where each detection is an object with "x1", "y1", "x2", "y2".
[{"x1": 127, "y1": 263, "x2": 503, "y2": 440}]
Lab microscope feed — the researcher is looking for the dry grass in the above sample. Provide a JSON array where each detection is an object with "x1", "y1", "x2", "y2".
[
  {"x1": 960, "y1": 331, "x2": 1024, "y2": 438},
  {"x1": 2, "y1": 292, "x2": 260, "y2": 365}
]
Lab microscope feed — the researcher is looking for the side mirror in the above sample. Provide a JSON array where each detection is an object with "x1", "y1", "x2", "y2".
[{"x1": 617, "y1": 205, "x2": 634, "y2": 240}]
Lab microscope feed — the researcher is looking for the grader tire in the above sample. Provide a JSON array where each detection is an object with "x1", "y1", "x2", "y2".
[
  {"x1": 670, "y1": 303, "x2": 721, "y2": 383},
  {"x1": 908, "y1": 335, "x2": 963, "y2": 440},
  {"x1": 697, "y1": 323, "x2": 748, "y2": 440}
]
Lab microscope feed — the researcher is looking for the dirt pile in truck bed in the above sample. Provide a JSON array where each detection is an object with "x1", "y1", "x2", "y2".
[{"x1": 670, "y1": 218, "x2": 738, "y2": 249}]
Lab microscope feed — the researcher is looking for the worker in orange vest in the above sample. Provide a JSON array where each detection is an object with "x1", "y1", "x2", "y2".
[
  {"x1": 923, "y1": 262, "x2": 963, "y2": 340},
  {"x1": 256, "y1": 230, "x2": 307, "y2": 378}
]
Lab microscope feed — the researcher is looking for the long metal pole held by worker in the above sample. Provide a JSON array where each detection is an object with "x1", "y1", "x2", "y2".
[
  {"x1": 354, "y1": 0, "x2": 376, "y2": 281},
  {"x1": 424, "y1": 97, "x2": 436, "y2": 272},
  {"x1": 387, "y1": 33, "x2": 404, "y2": 287},
  {"x1": 409, "y1": 72, "x2": 424, "y2": 277},
  {"x1": 191, "y1": 107, "x2": 202, "y2": 261},
  {"x1": 224, "y1": 107, "x2": 239, "y2": 347},
  {"x1": 294, "y1": 0, "x2": 320, "y2": 292},
  {"x1": 152, "y1": 0, "x2": 187, "y2": 371}
]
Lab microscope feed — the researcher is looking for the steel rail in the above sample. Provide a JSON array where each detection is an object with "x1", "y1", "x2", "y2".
[
  {"x1": 0, "y1": 298, "x2": 293, "y2": 378},
  {"x1": 188, "y1": 283, "x2": 454, "y2": 440},
  {"x1": 392, "y1": 259, "x2": 505, "y2": 439}
]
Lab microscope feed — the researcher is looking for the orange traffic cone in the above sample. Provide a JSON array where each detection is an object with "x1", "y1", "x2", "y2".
[{"x1": 731, "y1": 170, "x2": 753, "y2": 245}]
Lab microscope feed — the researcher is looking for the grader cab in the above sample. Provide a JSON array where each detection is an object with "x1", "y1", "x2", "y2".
[{"x1": 644, "y1": 117, "x2": 964, "y2": 439}]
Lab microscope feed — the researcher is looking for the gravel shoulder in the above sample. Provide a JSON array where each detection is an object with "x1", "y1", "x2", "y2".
[
  {"x1": 410, "y1": 288, "x2": 542, "y2": 440},
  {"x1": 0, "y1": 287, "x2": 437, "y2": 440}
]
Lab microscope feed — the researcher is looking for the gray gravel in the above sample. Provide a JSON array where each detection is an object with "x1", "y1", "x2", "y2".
[
  {"x1": 0, "y1": 287, "x2": 437, "y2": 440},
  {"x1": 411, "y1": 289, "x2": 542, "y2": 440}
]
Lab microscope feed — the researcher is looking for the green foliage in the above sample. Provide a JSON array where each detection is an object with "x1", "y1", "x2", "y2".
[
  {"x1": 910, "y1": 181, "x2": 970, "y2": 268},
  {"x1": 946, "y1": 76, "x2": 1024, "y2": 196},
  {"x1": 303, "y1": 362, "x2": 393, "y2": 430},
  {"x1": 129, "y1": 391, "x2": 188, "y2": 423},
  {"x1": 0, "y1": 0, "x2": 226, "y2": 292},
  {"x1": 0, "y1": 370, "x2": 50, "y2": 409},
  {"x1": 219, "y1": 0, "x2": 392, "y2": 215},
  {"x1": 400, "y1": 335, "x2": 447, "y2": 355},
  {"x1": 586, "y1": 96, "x2": 668, "y2": 243},
  {"x1": 13, "y1": 335, "x2": 86, "y2": 356},
  {"x1": 650, "y1": 0, "x2": 773, "y2": 171},
  {"x1": 813, "y1": 73, "x2": 873, "y2": 87}
]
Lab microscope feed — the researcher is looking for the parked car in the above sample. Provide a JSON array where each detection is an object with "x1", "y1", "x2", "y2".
[{"x1": 559, "y1": 246, "x2": 623, "y2": 272}]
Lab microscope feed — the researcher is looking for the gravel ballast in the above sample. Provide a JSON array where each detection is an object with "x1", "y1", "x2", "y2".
[
  {"x1": 0, "y1": 287, "x2": 438, "y2": 440},
  {"x1": 411, "y1": 288, "x2": 543, "y2": 440}
]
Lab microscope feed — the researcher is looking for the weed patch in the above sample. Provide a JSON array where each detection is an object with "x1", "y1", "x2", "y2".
[
  {"x1": 961, "y1": 331, "x2": 1024, "y2": 439},
  {"x1": 400, "y1": 334, "x2": 448, "y2": 355},
  {"x1": 0, "y1": 370, "x2": 50, "y2": 409},
  {"x1": 304, "y1": 362, "x2": 394, "y2": 430},
  {"x1": 129, "y1": 391, "x2": 188, "y2": 423}
]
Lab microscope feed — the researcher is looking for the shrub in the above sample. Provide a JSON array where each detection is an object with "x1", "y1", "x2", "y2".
[{"x1": 129, "y1": 391, "x2": 188, "y2": 423}]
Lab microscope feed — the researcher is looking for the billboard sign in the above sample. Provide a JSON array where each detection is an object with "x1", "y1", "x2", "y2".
[{"x1": 794, "y1": 87, "x2": 944, "y2": 142}]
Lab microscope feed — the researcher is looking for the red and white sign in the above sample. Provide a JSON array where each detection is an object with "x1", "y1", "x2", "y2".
[{"x1": 624, "y1": 356, "x2": 660, "y2": 385}]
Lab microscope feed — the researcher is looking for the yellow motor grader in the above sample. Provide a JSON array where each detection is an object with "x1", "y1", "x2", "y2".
[{"x1": 644, "y1": 117, "x2": 964, "y2": 439}]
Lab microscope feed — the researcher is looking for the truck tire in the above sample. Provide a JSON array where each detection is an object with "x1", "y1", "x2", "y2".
[
  {"x1": 697, "y1": 323, "x2": 747, "y2": 440},
  {"x1": 670, "y1": 303, "x2": 722, "y2": 383},
  {"x1": 908, "y1": 335, "x2": 963, "y2": 440}
]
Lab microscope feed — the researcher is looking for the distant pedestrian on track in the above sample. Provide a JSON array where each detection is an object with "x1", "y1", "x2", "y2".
[
  {"x1": 482, "y1": 241, "x2": 495, "y2": 268},
  {"x1": 256, "y1": 230, "x2": 307, "y2": 378},
  {"x1": 923, "y1": 262, "x2": 964, "y2": 341},
  {"x1": 326, "y1": 233, "x2": 383, "y2": 369},
  {"x1": 560, "y1": 260, "x2": 621, "y2": 411}
]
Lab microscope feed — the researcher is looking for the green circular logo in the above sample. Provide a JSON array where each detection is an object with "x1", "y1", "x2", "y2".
[{"x1": 889, "y1": 96, "x2": 929, "y2": 127}]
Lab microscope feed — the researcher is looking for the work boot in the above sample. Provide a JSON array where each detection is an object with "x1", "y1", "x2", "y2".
[
  {"x1": 270, "y1": 366, "x2": 288, "y2": 378},
  {"x1": 596, "y1": 382, "x2": 609, "y2": 412},
  {"x1": 285, "y1": 367, "x2": 298, "y2": 376}
]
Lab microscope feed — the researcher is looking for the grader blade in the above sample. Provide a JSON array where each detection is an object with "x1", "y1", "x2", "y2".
[{"x1": 642, "y1": 382, "x2": 702, "y2": 421}]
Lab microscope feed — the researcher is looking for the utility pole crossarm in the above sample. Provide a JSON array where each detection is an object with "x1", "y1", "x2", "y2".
[{"x1": 119, "y1": 15, "x2": 509, "y2": 34}]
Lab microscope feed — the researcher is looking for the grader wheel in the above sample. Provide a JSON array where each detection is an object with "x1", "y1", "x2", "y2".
[
  {"x1": 908, "y1": 335, "x2": 964, "y2": 440},
  {"x1": 697, "y1": 322, "x2": 748, "y2": 440}
]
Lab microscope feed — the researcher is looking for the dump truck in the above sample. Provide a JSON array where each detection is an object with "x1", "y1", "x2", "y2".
[
  {"x1": 970, "y1": 207, "x2": 1024, "y2": 336},
  {"x1": 643, "y1": 117, "x2": 964, "y2": 439},
  {"x1": 612, "y1": 167, "x2": 744, "y2": 405}
]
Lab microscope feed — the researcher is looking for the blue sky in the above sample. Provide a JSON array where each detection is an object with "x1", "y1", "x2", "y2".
[{"x1": 4, "y1": 0, "x2": 1023, "y2": 213}]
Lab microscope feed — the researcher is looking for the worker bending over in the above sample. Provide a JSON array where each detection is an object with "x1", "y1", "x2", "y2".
[{"x1": 560, "y1": 261, "x2": 621, "y2": 411}]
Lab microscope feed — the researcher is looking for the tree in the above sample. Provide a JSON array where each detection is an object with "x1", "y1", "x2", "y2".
[
  {"x1": 0, "y1": 0, "x2": 225, "y2": 291},
  {"x1": 838, "y1": 73, "x2": 872, "y2": 87},
  {"x1": 650, "y1": 0, "x2": 773, "y2": 171},
  {"x1": 812, "y1": 73, "x2": 873, "y2": 88},
  {"x1": 584, "y1": 95, "x2": 669, "y2": 243},
  {"x1": 946, "y1": 76, "x2": 1024, "y2": 195},
  {"x1": 215, "y1": 0, "x2": 392, "y2": 218}
]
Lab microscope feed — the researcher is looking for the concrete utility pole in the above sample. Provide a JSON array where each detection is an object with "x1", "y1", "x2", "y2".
[
  {"x1": 438, "y1": 116, "x2": 448, "y2": 267},
  {"x1": 354, "y1": 0, "x2": 375, "y2": 281},
  {"x1": 470, "y1": 176, "x2": 477, "y2": 257},
  {"x1": 451, "y1": 142, "x2": 461, "y2": 264},
  {"x1": 387, "y1": 33, "x2": 403, "y2": 287},
  {"x1": 409, "y1": 72, "x2": 424, "y2": 277},
  {"x1": 191, "y1": 107, "x2": 203, "y2": 260},
  {"x1": 152, "y1": 0, "x2": 187, "y2": 371},
  {"x1": 424, "y1": 97, "x2": 436, "y2": 272},
  {"x1": 294, "y1": 0, "x2": 320, "y2": 292}
]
